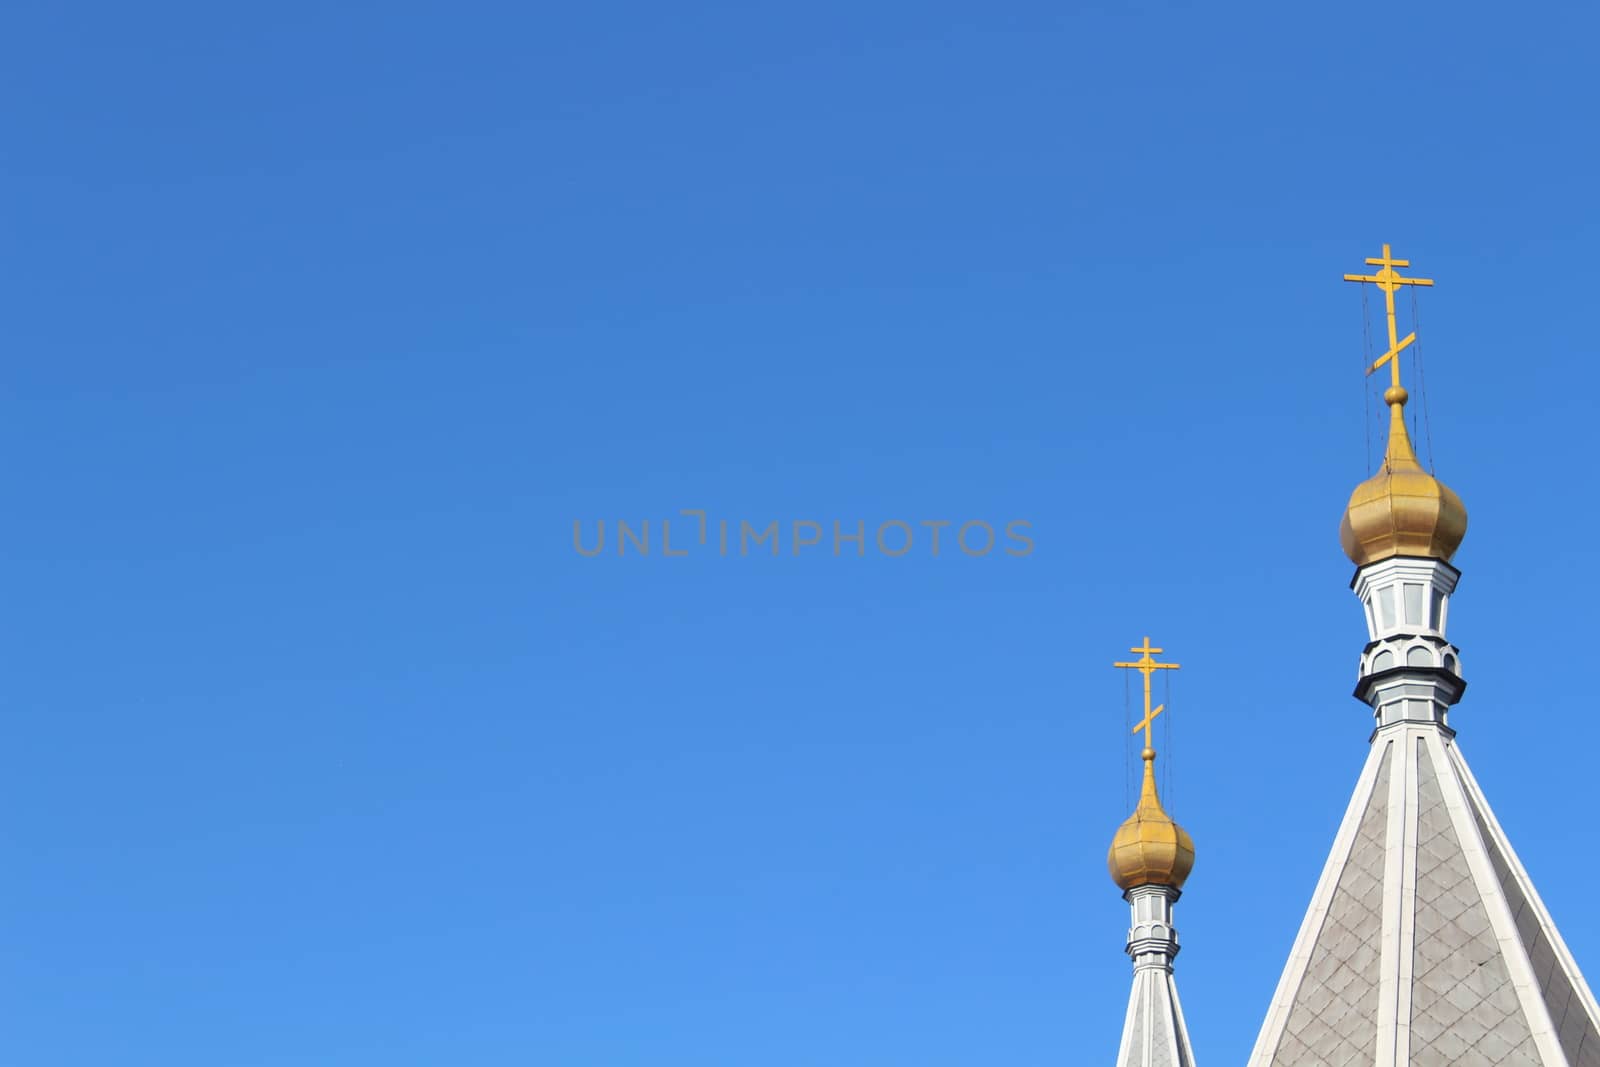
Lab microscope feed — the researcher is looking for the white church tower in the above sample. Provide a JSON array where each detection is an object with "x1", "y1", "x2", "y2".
[
  {"x1": 1246, "y1": 246, "x2": 1600, "y2": 1066},
  {"x1": 1110, "y1": 638, "x2": 1198, "y2": 1067}
]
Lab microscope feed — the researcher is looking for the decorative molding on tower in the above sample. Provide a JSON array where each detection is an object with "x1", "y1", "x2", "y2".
[
  {"x1": 1125, "y1": 884, "x2": 1183, "y2": 972},
  {"x1": 1352, "y1": 556, "x2": 1467, "y2": 730}
]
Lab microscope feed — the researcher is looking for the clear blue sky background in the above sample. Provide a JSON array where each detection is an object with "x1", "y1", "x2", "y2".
[{"x1": 5, "y1": 3, "x2": 1598, "y2": 1064}]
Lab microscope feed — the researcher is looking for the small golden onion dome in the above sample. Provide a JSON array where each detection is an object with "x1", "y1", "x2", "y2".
[
  {"x1": 1339, "y1": 386, "x2": 1467, "y2": 567},
  {"x1": 1108, "y1": 749, "x2": 1195, "y2": 892}
]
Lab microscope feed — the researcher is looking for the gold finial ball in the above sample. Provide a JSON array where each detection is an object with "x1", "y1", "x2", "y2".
[
  {"x1": 1384, "y1": 385, "x2": 1409, "y2": 406},
  {"x1": 1107, "y1": 762, "x2": 1195, "y2": 892},
  {"x1": 1142, "y1": 748, "x2": 1155, "y2": 761},
  {"x1": 1339, "y1": 389, "x2": 1467, "y2": 567}
]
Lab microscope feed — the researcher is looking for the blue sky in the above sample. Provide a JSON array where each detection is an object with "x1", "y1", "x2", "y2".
[{"x1": 5, "y1": 2, "x2": 1598, "y2": 1064}]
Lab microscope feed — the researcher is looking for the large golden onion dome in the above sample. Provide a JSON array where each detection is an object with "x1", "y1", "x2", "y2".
[
  {"x1": 1339, "y1": 386, "x2": 1467, "y2": 567},
  {"x1": 1108, "y1": 749, "x2": 1194, "y2": 892}
]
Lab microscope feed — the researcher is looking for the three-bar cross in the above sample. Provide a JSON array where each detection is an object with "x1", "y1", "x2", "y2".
[{"x1": 1114, "y1": 636, "x2": 1181, "y2": 752}]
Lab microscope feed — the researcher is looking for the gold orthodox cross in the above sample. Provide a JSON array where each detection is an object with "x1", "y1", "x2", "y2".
[
  {"x1": 1114, "y1": 636, "x2": 1181, "y2": 751},
  {"x1": 1344, "y1": 243, "x2": 1434, "y2": 390}
]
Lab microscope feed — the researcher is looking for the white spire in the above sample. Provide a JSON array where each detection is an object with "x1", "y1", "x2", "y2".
[
  {"x1": 1114, "y1": 884, "x2": 1198, "y2": 1067},
  {"x1": 1247, "y1": 559, "x2": 1600, "y2": 1066}
]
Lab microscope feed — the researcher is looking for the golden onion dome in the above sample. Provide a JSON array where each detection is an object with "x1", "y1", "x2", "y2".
[
  {"x1": 1339, "y1": 386, "x2": 1467, "y2": 567},
  {"x1": 1108, "y1": 749, "x2": 1195, "y2": 892}
]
